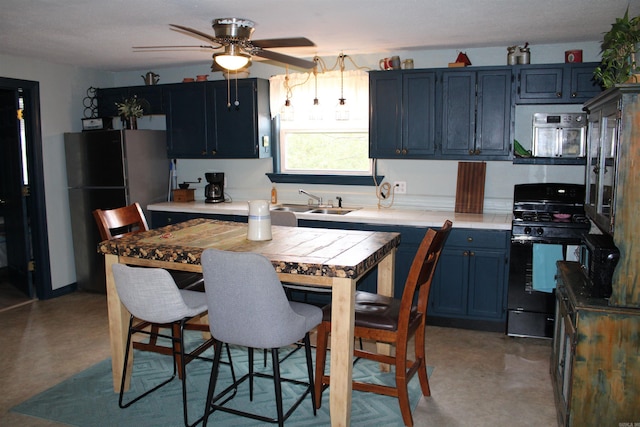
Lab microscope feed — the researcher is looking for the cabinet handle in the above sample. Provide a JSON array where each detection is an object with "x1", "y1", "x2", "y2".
[
  {"x1": 474, "y1": 149, "x2": 481, "y2": 155},
  {"x1": 468, "y1": 149, "x2": 474, "y2": 155},
  {"x1": 470, "y1": 251, "x2": 475, "y2": 257},
  {"x1": 556, "y1": 92, "x2": 562, "y2": 98},
  {"x1": 201, "y1": 150, "x2": 207, "y2": 155},
  {"x1": 571, "y1": 92, "x2": 578, "y2": 98},
  {"x1": 401, "y1": 148, "x2": 408, "y2": 155},
  {"x1": 395, "y1": 148, "x2": 401, "y2": 154},
  {"x1": 463, "y1": 251, "x2": 469, "y2": 256},
  {"x1": 211, "y1": 150, "x2": 217, "y2": 155},
  {"x1": 467, "y1": 237, "x2": 473, "y2": 242}
]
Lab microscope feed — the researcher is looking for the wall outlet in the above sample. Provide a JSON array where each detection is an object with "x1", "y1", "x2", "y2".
[{"x1": 394, "y1": 181, "x2": 407, "y2": 194}]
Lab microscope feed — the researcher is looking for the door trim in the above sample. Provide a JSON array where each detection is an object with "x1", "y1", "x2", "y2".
[{"x1": 0, "y1": 77, "x2": 53, "y2": 299}]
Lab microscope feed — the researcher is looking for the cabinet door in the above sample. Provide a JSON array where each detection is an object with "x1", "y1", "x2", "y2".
[
  {"x1": 517, "y1": 66, "x2": 564, "y2": 102},
  {"x1": 569, "y1": 64, "x2": 603, "y2": 102},
  {"x1": 164, "y1": 83, "x2": 212, "y2": 158},
  {"x1": 429, "y1": 246, "x2": 469, "y2": 316},
  {"x1": 475, "y1": 70, "x2": 512, "y2": 157},
  {"x1": 467, "y1": 248, "x2": 507, "y2": 319},
  {"x1": 369, "y1": 72, "x2": 402, "y2": 158},
  {"x1": 208, "y1": 79, "x2": 269, "y2": 158},
  {"x1": 403, "y1": 71, "x2": 437, "y2": 157},
  {"x1": 441, "y1": 71, "x2": 475, "y2": 156},
  {"x1": 96, "y1": 87, "x2": 129, "y2": 117}
]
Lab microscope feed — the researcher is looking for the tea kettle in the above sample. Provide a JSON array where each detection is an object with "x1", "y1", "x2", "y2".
[{"x1": 141, "y1": 71, "x2": 160, "y2": 86}]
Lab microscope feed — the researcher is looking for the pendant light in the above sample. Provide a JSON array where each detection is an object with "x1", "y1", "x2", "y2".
[
  {"x1": 280, "y1": 66, "x2": 295, "y2": 121},
  {"x1": 335, "y1": 53, "x2": 349, "y2": 121},
  {"x1": 309, "y1": 60, "x2": 323, "y2": 120}
]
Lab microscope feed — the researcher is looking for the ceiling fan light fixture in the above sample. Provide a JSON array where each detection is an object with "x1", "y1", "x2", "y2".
[{"x1": 214, "y1": 44, "x2": 251, "y2": 70}]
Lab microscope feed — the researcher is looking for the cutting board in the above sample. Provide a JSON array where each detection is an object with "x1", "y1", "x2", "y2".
[{"x1": 455, "y1": 162, "x2": 486, "y2": 214}]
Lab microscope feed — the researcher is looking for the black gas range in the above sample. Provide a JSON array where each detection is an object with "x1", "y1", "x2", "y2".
[{"x1": 507, "y1": 183, "x2": 591, "y2": 338}]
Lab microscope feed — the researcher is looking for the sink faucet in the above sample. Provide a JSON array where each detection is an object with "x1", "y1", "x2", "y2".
[{"x1": 299, "y1": 189, "x2": 322, "y2": 206}]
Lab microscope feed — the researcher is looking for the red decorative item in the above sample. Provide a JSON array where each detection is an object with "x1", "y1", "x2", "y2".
[{"x1": 455, "y1": 52, "x2": 472, "y2": 66}]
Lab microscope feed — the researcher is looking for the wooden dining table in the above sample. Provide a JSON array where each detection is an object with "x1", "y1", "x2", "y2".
[{"x1": 98, "y1": 218, "x2": 400, "y2": 426}]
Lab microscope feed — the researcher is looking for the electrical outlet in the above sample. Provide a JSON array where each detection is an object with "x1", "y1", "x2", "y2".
[{"x1": 394, "y1": 181, "x2": 407, "y2": 194}]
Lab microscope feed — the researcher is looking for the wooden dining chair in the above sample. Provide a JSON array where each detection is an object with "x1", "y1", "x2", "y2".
[
  {"x1": 314, "y1": 220, "x2": 452, "y2": 427},
  {"x1": 93, "y1": 202, "x2": 209, "y2": 366}
]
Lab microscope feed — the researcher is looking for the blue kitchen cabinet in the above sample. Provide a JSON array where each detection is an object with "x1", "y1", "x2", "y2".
[
  {"x1": 163, "y1": 82, "x2": 211, "y2": 158},
  {"x1": 207, "y1": 78, "x2": 271, "y2": 159},
  {"x1": 164, "y1": 78, "x2": 271, "y2": 159},
  {"x1": 515, "y1": 62, "x2": 602, "y2": 104},
  {"x1": 97, "y1": 85, "x2": 164, "y2": 117},
  {"x1": 440, "y1": 68, "x2": 512, "y2": 159},
  {"x1": 429, "y1": 228, "x2": 510, "y2": 331},
  {"x1": 369, "y1": 70, "x2": 437, "y2": 158}
]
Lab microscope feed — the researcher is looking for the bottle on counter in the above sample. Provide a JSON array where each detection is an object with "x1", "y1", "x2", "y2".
[{"x1": 271, "y1": 185, "x2": 278, "y2": 204}]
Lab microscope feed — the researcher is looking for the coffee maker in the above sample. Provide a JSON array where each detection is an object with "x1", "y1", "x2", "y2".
[{"x1": 204, "y1": 172, "x2": 225, "y2": 203}]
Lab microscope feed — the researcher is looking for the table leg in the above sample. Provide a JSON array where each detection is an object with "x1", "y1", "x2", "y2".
[
  {"x1": 376, "y1": 249, "x2": 396, "y2": 372},
  {"x1": 105, "y1": 254, "x2": 132, "y2": 392},
  {"x1": 329, "y1": 277, "x2": 356, "y2": 427}
]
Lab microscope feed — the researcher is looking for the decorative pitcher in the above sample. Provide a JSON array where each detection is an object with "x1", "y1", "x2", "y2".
[
  {"x1": 247, "y1": 200, "x2": 272, "y2": 241},
  {"x1": 141, "y1": 72, "x2": 160, "y2": 85}
]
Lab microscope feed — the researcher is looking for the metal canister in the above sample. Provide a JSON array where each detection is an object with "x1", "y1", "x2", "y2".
[
  {"x1": 518, "y1": 47, "x2": 530, "y2": 64},
  {"x1": 507, "y1": 46, "x2": 518, "y2": 65}
]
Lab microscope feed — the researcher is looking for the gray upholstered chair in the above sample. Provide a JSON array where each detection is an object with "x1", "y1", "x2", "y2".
[
  {"x1": 200, "y1": 248, "x2": 322, "y2": 427},
  {"x1": 112, "y1": 264, "x2": 231, "y2": 427}
]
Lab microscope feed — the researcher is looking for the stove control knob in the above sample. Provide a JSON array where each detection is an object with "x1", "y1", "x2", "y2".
[
  {"x1": 524, "y1": 227, "x2": 532, "y2": 235},
  {"x1": 536, "y1": 227, "x2": 544, "y2": 236}
]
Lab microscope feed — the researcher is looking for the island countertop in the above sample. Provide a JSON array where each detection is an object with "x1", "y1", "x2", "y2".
[{"x1": 148, "y1": 201, "x2": 512, "y2": 230}]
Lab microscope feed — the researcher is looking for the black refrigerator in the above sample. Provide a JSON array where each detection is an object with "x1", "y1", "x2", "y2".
[{"x1": 64, "y1": 130, "x2": 168, "y2": 293}]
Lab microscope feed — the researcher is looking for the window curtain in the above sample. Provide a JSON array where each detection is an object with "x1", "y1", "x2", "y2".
[{"x1": 269, "y1": 69, "x2": 369, "y2": 123}]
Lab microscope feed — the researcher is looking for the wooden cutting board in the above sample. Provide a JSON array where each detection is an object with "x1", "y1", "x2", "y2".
[{"x1": 455, "y1": 162, "x2": 486, "y2": 214}]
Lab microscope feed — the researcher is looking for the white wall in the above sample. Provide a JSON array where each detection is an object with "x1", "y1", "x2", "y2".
[
  {"x1": 0, "y1": 40, "x2": 600, "y2": 291},
  {"x1": 0, "y1": 53, "x2": 114, "y2": 290}
]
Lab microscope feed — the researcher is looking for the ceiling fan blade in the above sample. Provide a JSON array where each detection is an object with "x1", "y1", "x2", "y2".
[
  {"x1": 253, "y1": 49, "x2": 316, "y2": 69},
  {"x1": 133, "y1": 45, "x2": 214, "y2": 50},
  {"x1": 170, "y1": 24, "x2": 219, "y2": 44},
  {"x1": 251, "y1": 37, "x2": 315, "y2": 49}
]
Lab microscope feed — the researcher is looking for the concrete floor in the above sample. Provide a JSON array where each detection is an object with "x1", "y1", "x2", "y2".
[{"x1": 0, "y1": 289, "x2": 558, "y2": 426}]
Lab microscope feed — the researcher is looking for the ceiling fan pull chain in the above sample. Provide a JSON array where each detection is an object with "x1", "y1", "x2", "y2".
[
  {"x1": 234, "y1": 71, "x2": 240, "y2": 110},
  {"x1": 227, "y1": 76, "x2": 232, "y2": 110}
]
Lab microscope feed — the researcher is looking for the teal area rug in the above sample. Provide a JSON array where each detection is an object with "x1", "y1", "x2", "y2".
[{"x1": 11, "y1": 331, "x2": 431, "y2": 426}]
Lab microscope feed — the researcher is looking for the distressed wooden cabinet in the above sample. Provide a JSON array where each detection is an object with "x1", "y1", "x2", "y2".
[{"x1": 553, "y1": 262, "x2": 640, "y2": 427}]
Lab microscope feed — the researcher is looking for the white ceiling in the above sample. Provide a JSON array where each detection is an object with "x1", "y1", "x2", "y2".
[{"x1": 1, "y1": 0, "x2": 638, "y2": 72}]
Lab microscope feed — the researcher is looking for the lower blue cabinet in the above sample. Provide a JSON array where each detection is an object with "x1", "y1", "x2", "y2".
[{"x1": 429, "y1": 228, "x2": 510, "y2": 331}]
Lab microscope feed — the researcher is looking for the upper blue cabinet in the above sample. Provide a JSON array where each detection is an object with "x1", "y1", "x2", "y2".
[{"x1": 515, "y1": 62, "x2": 603, "y2": 104}]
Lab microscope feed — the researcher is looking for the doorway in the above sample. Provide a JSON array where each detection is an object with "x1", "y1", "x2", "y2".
[{"x1": 0, "y1": 77, "x2": 51, "y2": 301}]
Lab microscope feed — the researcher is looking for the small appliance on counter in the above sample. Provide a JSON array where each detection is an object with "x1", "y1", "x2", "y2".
[{"x1": 204, "y1": 172, "x2": 225, "y2": 203}]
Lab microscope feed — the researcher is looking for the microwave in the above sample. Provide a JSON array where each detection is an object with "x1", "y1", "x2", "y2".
[
  {"x1": 580, "y1": 233, "x2": 620, "y2": 299},
  {"x1": 532, "y1": 112, "x2": 587, "y2": 158}
]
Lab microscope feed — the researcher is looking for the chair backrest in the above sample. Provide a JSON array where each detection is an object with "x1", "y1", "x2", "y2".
[
  {"x1": 93, "y1": 202, "x2": 149, "y2": 240},
  {"x1": 111, "y1": 264, "x2": 205, "y2": 323},
  {"x1": 201, "y1": 248, "x2": 313, "y2": 348},
  {"x1": 398, "y1": 220, "x2": 452, "y2": 329},
  {"x1": 270, "y1": 210, "x2": 298, "y2": 227}
]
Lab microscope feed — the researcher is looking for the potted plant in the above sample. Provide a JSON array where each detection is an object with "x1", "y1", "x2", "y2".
[
  {"x1": 594, "y1": 8, "x2": 640, "y2": 89},
  {"x1": 115, "y1": 96, "x2": 148, "y2": 129}
]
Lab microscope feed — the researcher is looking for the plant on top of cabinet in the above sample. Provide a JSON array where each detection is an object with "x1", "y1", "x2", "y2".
[{"x1": 594, "y1": 8, "x2": 640, "y2": 88}]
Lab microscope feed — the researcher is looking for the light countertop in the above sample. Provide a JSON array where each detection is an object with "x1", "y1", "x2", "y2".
[{"x1": 148, "y1": 201, "x2": 512, "y2": 230}]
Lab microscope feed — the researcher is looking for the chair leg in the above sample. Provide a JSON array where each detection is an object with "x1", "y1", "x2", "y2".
[
  {"x1": 415, "y1": 325, "x2": 431, "y2": 397},
  {"x1": 203, "y1": 340, "x2": 224, "y2": 427},
  {"x1": 271, "y1": 348, "x2": 285, "y2": 427},
  {"x1": 119, "y1": 316, "x2": 178, "y2": 409},
  {"x1": 395, "y1": 342, "x2": 414, "y2": 427},
  {"x1": 249, "y1": 347, "x2": 255, "y2": 400},
  {"x1": 313, "y1": 322, "x2": 330, "y2": 409},
  {"x1": 303, "y1": 333, "x2": 317, "y2": 416}
]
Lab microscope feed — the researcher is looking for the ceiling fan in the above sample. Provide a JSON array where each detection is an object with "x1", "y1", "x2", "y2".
[{"x1": 134, "y1": 18, "x2": 317, "y2": 71}]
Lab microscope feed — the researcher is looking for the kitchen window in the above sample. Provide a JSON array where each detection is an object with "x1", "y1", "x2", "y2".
[{"x1": 268, "y1": 69, "x2": 377, "y2": 185}]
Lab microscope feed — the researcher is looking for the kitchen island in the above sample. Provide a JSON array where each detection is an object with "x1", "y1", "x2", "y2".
[{"x1": 149, "y1": 201, "x2": 513, "y2": 332}]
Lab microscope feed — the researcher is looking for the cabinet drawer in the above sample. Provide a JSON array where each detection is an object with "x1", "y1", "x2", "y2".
[{"x1": 446, "y1": 229, "x2": 509, "y2": 249}]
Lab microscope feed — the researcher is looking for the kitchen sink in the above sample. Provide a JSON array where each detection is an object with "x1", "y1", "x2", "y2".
[
  {"x1": 271, "y1": 204, "x2": 314, "y2": 213},
  {"x1": 271, "y1": 204, "x2": 360, "y2": 215},
  {"x1": 307, "y1": 208, "x2": 358, "y2": 215}
]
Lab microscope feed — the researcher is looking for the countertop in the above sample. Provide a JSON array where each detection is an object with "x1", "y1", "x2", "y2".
[{"x1": 148, "y1": 201, "x2": 512, "y2": 230}]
